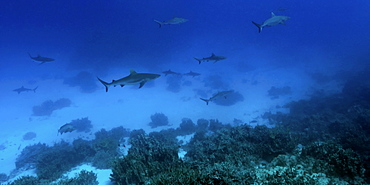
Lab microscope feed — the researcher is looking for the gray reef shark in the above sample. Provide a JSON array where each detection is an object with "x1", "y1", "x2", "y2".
[
  {"x1": 183, "y1": 71, "x2": 201, "y2": 77},
  {"x1": 28, "y1": 53, "x2": 55, "y2": 64},
  {"x1": 97, "y1": 69, "x2": 161, "y2": 92},
  {"x1": 13, "y1": 86, "x2": 38, "y2": 94},
  {"x1": 154, "y1": 17, "x2": 188, "y2": 28},
  {"x1": 194, "y1": 53, "x2": 227, "y2": 64},
  {"x1": 252, "y1": 12, "x2": 290, "y2": 33},
  {"x1": 162, "y1": 69, "x2": 181, "y2": 76},
  {"x1": 200, "y1": 90, "x2": 234, "y2": 105}
]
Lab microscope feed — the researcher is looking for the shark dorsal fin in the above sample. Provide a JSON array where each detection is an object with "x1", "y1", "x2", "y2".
[
  {"x1": 271, "y1": 12, "x2": 276, "y2": 17},
  {"x1": 129, "y1": 69, "x2": 137, "y2": 75},
  {"x1": 211, "y1": 53, "x2": 216, "y2": 56}
]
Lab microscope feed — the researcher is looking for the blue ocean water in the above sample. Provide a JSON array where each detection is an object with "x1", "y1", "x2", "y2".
[{"x1": 1, "y1": 0, "x2": 370, "y2": 184}]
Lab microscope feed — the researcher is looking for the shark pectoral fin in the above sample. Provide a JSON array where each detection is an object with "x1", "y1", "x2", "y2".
[
  {"x1": 139, "y1": 82, "x2": 146, "y2": 88},
  {"x1": 120, "y1": 85, "x2": 125, "y2": 87}
]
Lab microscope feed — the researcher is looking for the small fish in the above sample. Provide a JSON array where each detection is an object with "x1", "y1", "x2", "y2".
[
  {"x1": 162, "y1": 69, "x2": 181, "y2": 76},
  {"x1": 200, "y1": 90, "x2": 233, "y2": 105},
  {"x1": 252, "y1": 12, "x2": 290, "y2": 33},
  {"x1": 194, "y1": 53, "x2": 227, "y2": 64},
  {"x1": 28, "y1": 53, "x2": 55, "y2": 64},
  {"x1": 58, "y1": 124, "x2": 76, "y2": 135},
  {"x1": 183, "y1": 71, "x2": 201, "y2": 77},
  {"x1": 13, "y1": 86, "x2": 38, "y2": 94},
  {"x1": 97, "y1": 69, "x2": 161, "y2": 92},
  {"x1": 154, "y1": 17, "x2": 188, "y2": 28}
]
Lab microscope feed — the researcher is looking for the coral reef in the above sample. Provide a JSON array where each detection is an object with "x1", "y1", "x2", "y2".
[
  {"x1": 10, "y1": 79, "x2": 370, "y2": 184},
  {"x1": 12, "y1": 126, "x2": 130, "y2": 183},
  {"x1": 7, "y1": 170, "x2": 98, "y2": 185},
  {"x1": 185, "y1": 125, "x2": 298, "y2": 164},
  {"x1": 15, "y1": 143, "x2": 48, "y2": 170},
  {"x1": 35, "y1": 141, "x2": 85, "y2": 181},
  {"x1": 208, "y1": 119, "x2": 230, "y2": 132},
  {"x1": 57, "y1": 170, "x2": 98, "y2": 185},
  {"x1": 7, "y1": 176, "x2": 40, "y2": 185},
  {"x1": 110, "y1": 130, "x2": 180, "y2": 185},
  {"x1": 301, "y1": 142, "x2": 365, "y2": 181},
  {"x1": 92, "y1": 126, "x2": 130, "y2": 169}
]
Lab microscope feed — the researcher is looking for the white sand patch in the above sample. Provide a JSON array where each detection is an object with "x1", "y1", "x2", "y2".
[{"x1": 62, "y1": 164, "x2": 112, "y2": 185}]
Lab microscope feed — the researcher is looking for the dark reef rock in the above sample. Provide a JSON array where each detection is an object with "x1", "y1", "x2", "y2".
[
  {"x1": 69, "y1": 117, "x2": 93, "y2": 133},
  {"x1": 63, "y1": 71, "x2": 98, "y2": 93},
  {"x1": 32, "y1": 98, "x2": 71, "y2": 116},
  {"x1": 176, "y1": 118, "x2": 196, "y2": 135},
  {"x1": 0, "y1": 173, "x2": 8, "y2": 182},
  {"x1": 148, "y1": 113, "x2": 169, "y2": 128},
  {"x1": 203, "y1": 75, "x2": 229, "y2": 90},
  {"x1": 22, "y1": 132, "x2": 36, "y2": 140},
  {"x1": 165, "y1": 75, "x2": 183, "y2": 93},
  {"x1": 267, "y1": 86, "x2": 292, "y2": 99},
  {"x1": 213, "y1": 91, "x2": 244, "y2": 106}
]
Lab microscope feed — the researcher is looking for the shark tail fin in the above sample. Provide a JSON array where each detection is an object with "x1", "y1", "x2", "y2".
[
  {"x1": 200, "y1": 98, "x2": 210, "y2": 105},
  {"x1": 97, "y1": 77, "x2": 110, "y2": 92},
  {"x1": 194, "y1": 58, "x2": 202, "y2": 64},
  {"x1": 252, "y1": 21, "x2": 262, "y2": 33},
  {"x1": 27, "y1": 52, "x2": 32, "y2": 58},
  {"x1": 154, "y1": 20, "x2": 163, "y2": 28},
  {"x1": 33, "y1": 86, "x2": 38, "y2": 92}
]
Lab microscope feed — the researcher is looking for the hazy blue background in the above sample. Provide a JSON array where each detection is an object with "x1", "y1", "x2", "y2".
[{"x1": 1, "y1": 0, "x2": 369, "y2": 81}]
